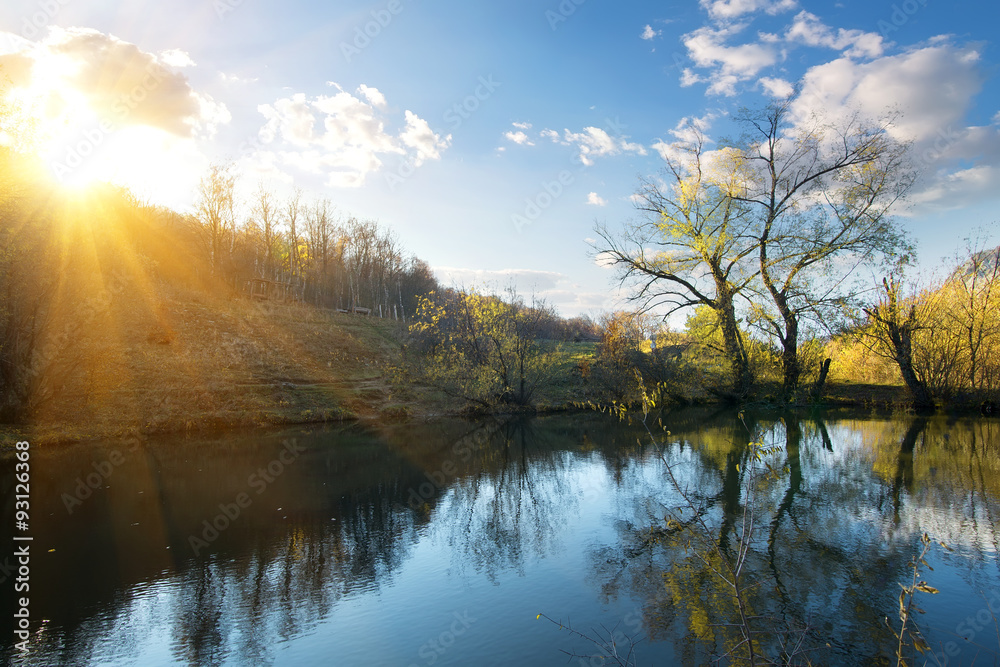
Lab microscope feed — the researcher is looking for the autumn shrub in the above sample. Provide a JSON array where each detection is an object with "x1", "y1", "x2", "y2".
[{"x1": 407, "y1": 287, "x2": 558, "y2": 410}]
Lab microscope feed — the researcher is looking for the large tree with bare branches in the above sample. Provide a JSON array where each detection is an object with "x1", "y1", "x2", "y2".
[
  {"x1": 597, "y1": 101, "x2": 913, "y2": 399},
  {"x1": 595, "y1": 125, "x2": 759, "y2": 397},
  {"x1": 732, "y1": 101, "x2": 912, "y2": 398}
]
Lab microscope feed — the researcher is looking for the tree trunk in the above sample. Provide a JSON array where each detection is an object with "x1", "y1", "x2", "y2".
[
  {"x1": 778, "y1": 303, "x2": 799, "y2": 400},
  {"x1": 871, "y1": 282, "x2": 935, "y2": 410},
  {"x1": 894, "y1": 332, "x2": 933, "y2": 409},
  {"x1": 717, "y1": 295, "x2": 752, "y2": 397},
  {"x1": 810, "y1": 358, "x2": 832, "y2": 400}
]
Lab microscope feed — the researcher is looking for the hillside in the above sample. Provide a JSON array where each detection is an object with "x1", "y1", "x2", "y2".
[
  {"x1": 11, "y1": 285, "x2": 440, "y2": 445},
  {"x1": 5, "y1": 280, "x2": 926, "y2": 447}
]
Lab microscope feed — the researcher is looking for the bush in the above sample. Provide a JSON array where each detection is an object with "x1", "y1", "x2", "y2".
[{"x1": 408, "y1": 287, "x2": 557, "y2": 410}]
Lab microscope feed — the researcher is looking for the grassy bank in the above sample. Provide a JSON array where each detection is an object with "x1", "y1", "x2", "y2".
[
  {"x1": 4, "y1": 288, "x2": 443, "y2": 446},
  {"x1": 1, "y1": 290, "x2": 936, "y2": 448}
]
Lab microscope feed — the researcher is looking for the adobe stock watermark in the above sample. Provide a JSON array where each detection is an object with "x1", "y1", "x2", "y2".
[
  {"x1": 511, "y1": 116, "x2": 631, "y2": 234},
  {"x1": 929, "y1": 588, "x2": 1000, "y2": 666},
  {"x1": 340, "y1": 0, "x2": 412, "y2": 63},
  {"x1": 19, "y1": 0, "x2": 71, "y2": 40},
  {"x1": 538, "y1": 601, "x2": 647, "y2": 666},
  {"x1": 50, "y1": 64, "x2": 167, "y2": 181},
  {"x1": 26, "y1": 267, "x2": 129, "y2": 390},
  {"x1": 406, "y1": 426, "x2": 494, "y2": 509},
  {"x1": 877, "y1": 0, "x2": 929, "y2": 38},
  {"x1": 213, "y1": 0, "x2": 248, "y2": 20},
  {"x1": 385, "y1": 74, "x2": 501, "y2": 192},
  {"x1": 408, "y1": 610, "x2": 477, "y2": 666},
  {"x1": 60, "y1": 435, "x2": 148, "y2": 514},
  {"x1": 443, "y1": 75, "x2": 501, "y2": 131},
  {"x1": 914, "y1": 124, "x2": 962, "y2": 170},
  {"x1": 546, "y1": 0, "x2": 587, "y2": 31},
  {"x1": 511, "y1": 171, "x2": 575, "y2": 234},
  {"x1": 188, "y1": 438, "x2": 306, "y2": 556}
]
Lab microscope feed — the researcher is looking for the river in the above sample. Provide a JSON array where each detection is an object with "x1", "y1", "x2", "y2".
[{"x1": 2, "y1": 409, "x2": 998, "y2": 665}]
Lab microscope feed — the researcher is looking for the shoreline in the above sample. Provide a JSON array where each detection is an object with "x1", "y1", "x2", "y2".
[{"x1": 4, "y1": 380, "x2": 992, "y2": 451}]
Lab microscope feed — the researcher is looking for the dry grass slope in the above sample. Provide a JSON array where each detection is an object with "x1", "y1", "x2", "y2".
[{"x1": 16, "y1": 282, "x2": 436, "y2": 445}]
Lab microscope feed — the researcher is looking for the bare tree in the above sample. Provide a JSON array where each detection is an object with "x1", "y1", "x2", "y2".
[
  {"x1": 304, "y1": 199, "x2": 335, "y2": 304},
  {"x1": 945, "y1": 237, "x2": 1000, "y2": 392},
  {"x1": 284, "y1": 189, "x2": 304, "y2": 295},
  {"x1": 732, "y1": 100, "x2": 913, "y2": 398},
  {"x1": 197, "y1": 163, "x2": 237, "y2": 277},
  {"x1": 595, "y1": 125, "x2": 758, "y2": 396},
  {"x1": 861, "y1": 276, "x2": 934, "y2": 409},
  {"x1": 250, "y1": 183, "x2": 279, "y2": 279}
]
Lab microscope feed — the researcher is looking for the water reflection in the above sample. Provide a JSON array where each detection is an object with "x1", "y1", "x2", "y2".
[
  {"x1": 0, "y1": 411, "x2": 998, "y2": 665},
  {"x1": 586, "y1": 412, "x2": 1000, "y2": 664}
]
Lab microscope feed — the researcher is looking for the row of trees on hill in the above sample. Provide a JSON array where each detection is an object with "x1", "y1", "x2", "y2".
[
  {"x1": 196, "y1": 164, "x2": 436, "y2": 319},
  {"x1": 0, "y1": 124, "x2": 445, "y2": 419}
]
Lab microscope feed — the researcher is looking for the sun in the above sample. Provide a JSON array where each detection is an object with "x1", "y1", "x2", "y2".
[
  {"x1": 5, "y1": 66, "x2": 108, "y2": 189},
  {"x1": 3, "y1": 54, "x2": 202, "y2": 204}
]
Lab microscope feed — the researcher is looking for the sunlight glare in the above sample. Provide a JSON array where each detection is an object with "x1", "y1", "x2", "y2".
[{"x1": 3, "y1": 48, "x2": 199, "y2": 202}]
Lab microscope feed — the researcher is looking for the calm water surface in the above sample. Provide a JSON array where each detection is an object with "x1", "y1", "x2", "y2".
[{"x1": 2, "y1": 409, "x2": 999, "y2": 665}]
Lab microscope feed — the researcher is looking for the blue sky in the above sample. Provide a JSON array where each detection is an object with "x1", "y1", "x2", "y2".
[{"x1": 2, "y1": 0, "x2": 999, "y2": 317}]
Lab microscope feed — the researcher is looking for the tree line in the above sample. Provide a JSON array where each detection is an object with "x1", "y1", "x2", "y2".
[
  {"x1": 196, "y1": 164, "x2": 436, "y2": 319},
  {"x1": 0, "y1": 139, "x2": 443, "y2": 419}
]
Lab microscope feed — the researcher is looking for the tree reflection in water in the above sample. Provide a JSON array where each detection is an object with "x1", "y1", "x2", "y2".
[
  {"x1": 582, "y1": 412, "x2": 1000, "y2": 665},
  {"x1": 2, "y1": 412, "x2": 998, "y2": 666}
]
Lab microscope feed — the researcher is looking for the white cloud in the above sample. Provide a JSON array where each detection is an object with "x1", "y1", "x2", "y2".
[
  {"x1": 700, "y1": 0, "x2": 797, "y2": 21},
  {"x1": 909, "y1": 165, "x2": 1000, "y2": 209},
  {"x1": 561, "y1": 126, "x2": 647, "y2": 165},
  {"x1": 784, "y1": 11, "x2": 883, "y2": 58},
  {"x1": 593, "y1": 251, "x2": 617, "y2": 268},
  {"x1": 512, "y1": 121, "x2": 532, "y2": 129},
  {"x1": 652, "y1": 113, "x2": 721, "y2": 165},
  {"x1": 0, "y1": 27, "x2": 229, "y2": 138},
  {"x1": 540, "y1": 129, "x2": 561, "y2": 142},
  {"x1": 682, "y1": 24, "x2": 779, "y2": 96},
  {"x1": 680, "y1": 68, "x2": 704, "y2": 87},
  {"x1": 357, "y1": 84, "x2": 387, "y2": 108},
  {"x1": 641, "y1": 25, "x2": 662, "y2": 40},
  {"x1": 159, "y1": 49, "x2": 196, "y2": 67},
  {"x1": 258, "y1": 85, "x2": 450, "y2": 188},
  {"x1": 789, "y1": 42, "x2": 1000, "y2": 213},
  {"x1": 433, "y1": 267, "x2": 611, "y2": 315},
  {"x1": 759, "y1": 76, "x2": 794, "y2": 97},
  {"x1": 683, "y1": 8, "x2": 883, "y2": 97},
  {"x1": 433, "y1": 267, "x2": 566, "y2": 292},
  {"x1": 791, "y1": 43, "x2": 982, "y2": 142},
  {"x1": 504, "y1": 130, "x2": 534, "y2": 146},
  {"x1": 219, "y1": 71, "x2": 258, "y2": 86},
  {"x1": 259, "y1": 94, "x2": 315, "y2": 146},
  {"x1": 587, "y1": 192, "x2": 608, "y2": 206},
  {"x1": 400, "y1": 110, "x2": 450, "y2": 165},
  {"x1": 0, "y1": 31, "x2": 31, "y2": 56}
]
